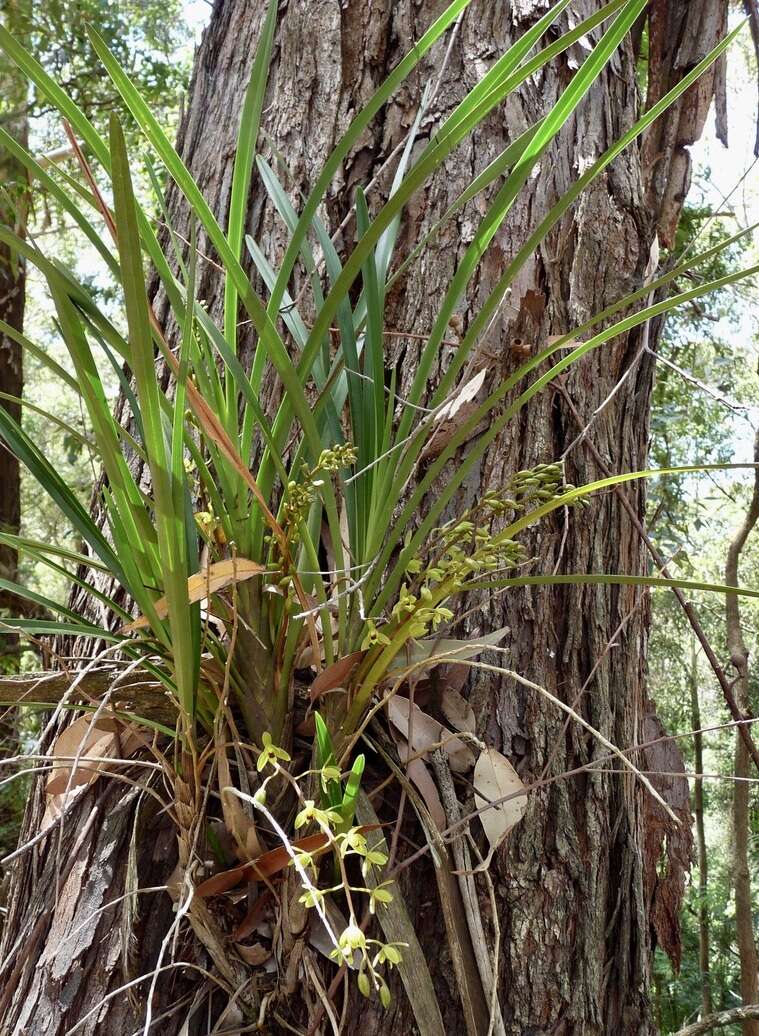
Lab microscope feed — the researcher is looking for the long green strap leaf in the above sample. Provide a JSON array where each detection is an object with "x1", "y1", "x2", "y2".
[
  {"x1": 261, "y1": 0, "x2": 639, "y2": 480},
  {"x1": 223, "y1": 0, "x2": 277, "y2": 415},
  {"x1": 426, "y1": 18, "x2": 749, "y2": 410},
  {"x1": 399, "y1": 0, "x2": 647, "y2": 433},
  {"x1": 0, "y1": 125, "x2": 117, "y2": 275},
  {"x1": 0, "y1": 317, "x2": 79, "y2": 393},
  {"x1": 0, "y1": 403, "x2": 125, "y2": 583},
  {"x1": 467, "y1": 573, "x2": 759, "y2": 602},
  {"x1": 0, "y1": 618, "x2": 122, "y2": 641},
  {"x1": 110, "y1": 114, "x2": 197, "y2": 719},
  {"x1": 0, "y1": 576, "x2": 93, "y2": 625},
  {"x1": 364, "y1": 26, "x2": 751, "y2": 607},
  {"x1": 496, "y1": 463, "x2": 759, "y2": 543},
  {"x1": 88, "y1": 31, "x2": 328, "y2": 472},
  {"x1": 47, "y1": 275, "x2": 161, "y2": 598},
  {"x1": 0, "y1": 531, "x2": 109, "y2": 573},
  {"x1": 264, "y1": 0, "x2": 474, "y2": 319},
  {"x1": 368, "y1": 260, "x2": 759, "y2": 616},
  {"x1": 0, "y1": 391, "x2": 94, "y2": 448}
]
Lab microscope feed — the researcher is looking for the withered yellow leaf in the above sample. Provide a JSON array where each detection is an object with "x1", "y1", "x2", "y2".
[{"x1": 122, "y1": 558, "x2": 266, "y2": 632}]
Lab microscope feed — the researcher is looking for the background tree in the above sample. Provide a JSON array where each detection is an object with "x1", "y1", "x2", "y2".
[
  {"x1": 646, "y1": 184, "x2": 759, "y2": 1032},
  {"x1": 0, "y1": 0, "x2": 187, "y2": 670},
  {"x1": 724, "y1": 431, "x2": 759, "y2": 1036},
  {"x1": 0, "y1": 0, "x2": 189, "y2": 861}
]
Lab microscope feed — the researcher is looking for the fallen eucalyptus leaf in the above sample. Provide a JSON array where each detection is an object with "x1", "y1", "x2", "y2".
[
  {"x1": 387, "y1": 695, "x2": 475, "y2": 773},
  {"x1": 408, "y1": 758, "x2": 447, "y2": 831},
  {"x1": 310, "y1": 650, "x2": 364, "y2": 701},
  {"x1": 440, "y1": 687, "x2": 477, "y2": 735},
  {"x1": 195, "y1": 832, "x2": 329, "y2": 897},
  {"x1": 422, "y1": 370, "x2": 487, "y2": 461},
  {"x1": 387, "y1": 626, "x2": 510, "y2": 678},
  {"x1": 46, "y1": 714, "x2": 142, "y2": 796},
  {"x1": 389, "y1": 730, "x2": 446, "y2": 831},
  {"x1": 473, "y1": 747, "x2": 527, "y2": 851},
  {"x1": 434, "y1": 368, "x2": 486, "y2": 424}
]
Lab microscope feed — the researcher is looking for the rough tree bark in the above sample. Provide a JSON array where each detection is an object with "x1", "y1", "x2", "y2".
[{"x1": 0, "y1": 1, "x2": 732, "y2": 1033}]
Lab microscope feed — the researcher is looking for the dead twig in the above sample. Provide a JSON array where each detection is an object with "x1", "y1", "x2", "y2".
[
  {"x1": 674, "y1": 1003, "x2": 759, "y2": 1036},
  {"x1": 0, "y1": 670, "x2": 175, "y2": 723},
  {"x1": 431, "y1": 748, "x2": 506, "y2": 1036}
]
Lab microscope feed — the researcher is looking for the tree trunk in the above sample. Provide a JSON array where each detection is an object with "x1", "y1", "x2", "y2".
[
  {"x1": 1, "y1": 0, "x2": 728, "y2": 1032},
  {"x1": 690, "y1": 638, "x2": 713, "y2": 1019},
  {"x1": 725, "y1": 429, "x2": 759, "y2": 1036},
  {"x1": 0, "y1": 777, "x2": 191, "y2": 1035}
]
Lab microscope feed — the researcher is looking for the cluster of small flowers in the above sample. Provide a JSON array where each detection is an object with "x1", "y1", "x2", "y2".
[
  {"x1": 336, "y1": 921, "x2": 403, "y2": 1008},
  {"x1": 293, "y1": 793, "x2": 402, "y2": 1008},
  {"x1": 360, "y1": 584, "x2": 455, "y2": 650},
  {"x1": 425, "y1": 523, "x2": 527, "y2": 586},
  {"x1": 254, "y1": 742, "x2": 403, "y2": 1008},
  {"x1": 316, "y1": 444, "x2": 358, "y2": 473},
  {"x1": 414, "y1": 508, "x2": 528, "y2": 593},
  {"x1": 359, "y1": 463, "x2": 580, "y2": 651},
  {"x1": 281, "y1": 443, "x2": 358, "y2": 540},
  {"x1": 423, "y1": 462, "x2": 581, "y2": 587},
  {"x1": 500, "y1": 462, "x2": 566, "y2": 505},
  {"x1": 486, "y1": 463, "x2": 587, "y2": 511}
]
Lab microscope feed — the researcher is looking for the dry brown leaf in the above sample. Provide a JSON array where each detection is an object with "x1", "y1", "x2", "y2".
[
  {"x1": 435, "y1": 661, "x2": 469, "y2": 697},
  {"x1": 434, "y1": 369, "x2": 486, "y2": 424},
  {"x1": 218, "y1": 736, "x2": 262, "y2": 860},
  {"x1": 389, "y1": 730, "x2": 446, "y2": 830},
  {"x1": 46, "y1": 714, "x2": 142, "y2": 796},
  {"x1": 387, "y1": 695, "x2": 475, "y2": 773},
  {"x1": 232, "y1": 891, "x2": 274, "y2": 942},
  {"x1": 236, "y1": 942, "x2": 271, "y2": 966},
  {"x1": 196, "y1": 824, "x2": 383, "y2": 899},
  {"x1": 122, "y1": 558, "x2": 266, "y2": 631},
  {"x1": 421, "y1": 370, "x2": 487, "y2": 462},
  {"x1": 310, "y1": 650, "x2": 365, "y2": 702},
  {"x1": 295, "y1": 715, "x2": 316, "y2": 737},
  {"x1": 408, "y1": 757, "x2": 446, "y2": 830},
  {"x1": 293, "y1": 640, "x2": 320, "y2": 670},
  {"x1": 440, "y1": 688, "x2": 476, "y2": 735},
  {"x1": 195, "y1": 832, "x2": 331, "y2": 898},
  {"x1": 40, "y1": 792, "x2": 72, "y2": 835},
  {"x1": 546, "y1": 334, "x2": 579, "y2": 350},
  {"x1": 194, "y1": 861, "x2": 251, "y2": 899},
  {"x1": 386, "y1": 626, "x2": 510, "y2": 679},
  {"x1": 473, "y1": 747, "x2": 527, "y2": 851}
]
